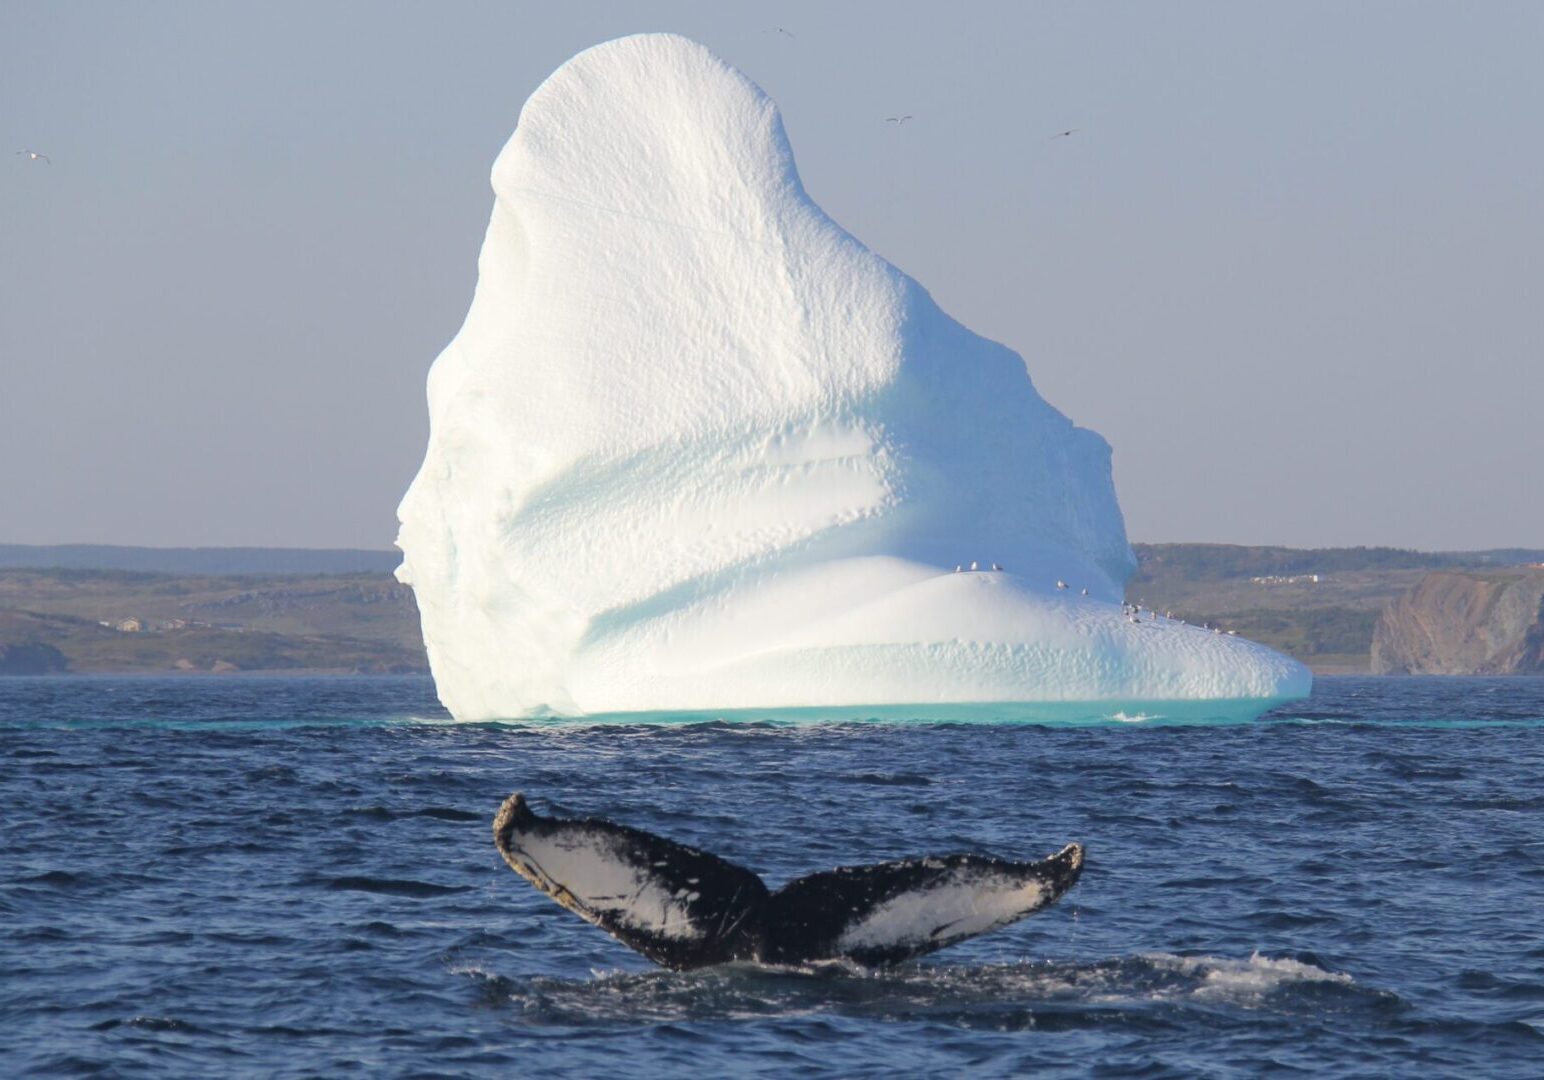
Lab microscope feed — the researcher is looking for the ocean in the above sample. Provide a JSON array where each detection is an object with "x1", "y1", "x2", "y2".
[{"x1": 3, "y1": 676, "x2": 1541, "y2": 1076}]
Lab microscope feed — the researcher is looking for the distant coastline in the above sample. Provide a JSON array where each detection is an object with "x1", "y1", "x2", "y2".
[
  {"x1": 0, "y1": 543, "x2": 399, "y2": 576},
  {"x1": 0, "y1": 548, "x2": 422, "y2": 677},
  {"x1": 2, "y1": 543, "x2": 1541, "y2": 677}
]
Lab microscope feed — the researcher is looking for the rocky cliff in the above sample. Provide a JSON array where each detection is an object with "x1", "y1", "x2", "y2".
[{"x1": 1371, "y1": 569, "x2": 1544, "y2": 674}]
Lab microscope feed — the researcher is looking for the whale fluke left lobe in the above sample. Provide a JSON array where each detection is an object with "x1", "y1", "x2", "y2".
[{"x1": 493, "y1": 792, "x2": 770, "y2": 970}]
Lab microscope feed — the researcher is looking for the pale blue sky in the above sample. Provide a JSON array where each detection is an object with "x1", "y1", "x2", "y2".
[{"x1": 3, "y1": 1, "x2": 1540, "y2": 550}]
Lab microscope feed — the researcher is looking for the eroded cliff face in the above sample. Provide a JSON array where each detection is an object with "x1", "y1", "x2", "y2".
[{"x1": 1371, "y1": 570, "x2": 1544, "y2": 675}]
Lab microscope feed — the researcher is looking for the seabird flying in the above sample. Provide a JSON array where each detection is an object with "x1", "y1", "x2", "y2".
[
  {"x1": 16, "y1": 149, "x2": 50, "y2": 164},
  {"x1": 886, "y1": 115, "x2": 913, "y2": 124},
  {"x1": 1050, "y1": 129, "x2": 1078, "y2": 140}
]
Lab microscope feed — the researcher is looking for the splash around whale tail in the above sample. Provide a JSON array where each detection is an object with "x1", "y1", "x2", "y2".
[{"x1": 493, "y1": 792, "x2": 1083, "y2": 971}]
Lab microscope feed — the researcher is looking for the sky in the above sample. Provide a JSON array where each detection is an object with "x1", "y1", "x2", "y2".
[{"x1": 3, "y1": 1, "x2": 1541, "y2": 552}]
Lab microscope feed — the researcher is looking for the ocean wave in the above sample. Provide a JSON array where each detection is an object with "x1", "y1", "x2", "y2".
[{"x1": 464, "y1": 952, "x2": 1381, "y2": 1029}]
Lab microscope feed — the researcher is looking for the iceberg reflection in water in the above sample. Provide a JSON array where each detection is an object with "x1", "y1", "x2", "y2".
[{"x1": 496, "y1": 698, "x2": 1306, "y2": 727}]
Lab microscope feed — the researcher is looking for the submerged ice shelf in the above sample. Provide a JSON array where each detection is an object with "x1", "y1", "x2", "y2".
[{"x1": 395, "y1": 33, "x2": 1312, "y2": 720}]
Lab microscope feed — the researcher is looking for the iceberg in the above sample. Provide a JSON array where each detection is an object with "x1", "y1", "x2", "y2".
[{"x1": 395, "y1": 33, "x2": 1311, "y2": 720}]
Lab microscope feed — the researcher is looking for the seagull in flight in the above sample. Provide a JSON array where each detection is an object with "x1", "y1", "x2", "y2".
[
  {"x1": 16, "y1": 149, "x2": 50, "y2": 163},
  {"x1": 774, "y1": 27, "x2": 796, "y2": 38},
  {"x1": 1050, "y1": 129, "x2": 1078, "y2": 140},
  {"x1": 886, "y1": 115, "x2": 913, "y2": 124}
]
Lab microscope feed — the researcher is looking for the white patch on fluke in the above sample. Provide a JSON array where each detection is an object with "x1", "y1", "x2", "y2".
[
  {"x1": 836, "y1": 871, "x2": 1047, "y2": 952},
  {"x1": 508, "y1": 829, "x2": 703, "y2": 941}
]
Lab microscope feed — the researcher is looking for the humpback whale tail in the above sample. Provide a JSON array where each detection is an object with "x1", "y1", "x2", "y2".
[{"x1": 493, "y1": 792, "x2": 1084, "y2": 971}]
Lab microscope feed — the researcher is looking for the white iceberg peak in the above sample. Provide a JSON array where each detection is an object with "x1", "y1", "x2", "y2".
[{"x1": 396, "y1": 34, "x2": 1310, "y2": 719}]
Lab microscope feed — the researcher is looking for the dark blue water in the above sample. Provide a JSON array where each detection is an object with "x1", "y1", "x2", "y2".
[{"x1": 3, "y1": 677, "x2": 1542, "y2": 1077}]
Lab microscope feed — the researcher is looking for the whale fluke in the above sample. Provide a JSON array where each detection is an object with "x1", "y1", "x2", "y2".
[{"x1": 493, "y1": 792, "x2": 1084, "y2": 970}]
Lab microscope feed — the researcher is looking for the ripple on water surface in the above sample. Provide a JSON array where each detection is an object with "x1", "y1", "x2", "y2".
[{"x1": 2, "y1": 675, "x2": 1542, "y2": 1076}]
